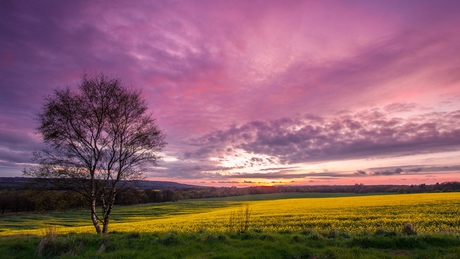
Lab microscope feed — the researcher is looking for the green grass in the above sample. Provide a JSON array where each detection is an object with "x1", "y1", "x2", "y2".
[
  {"x1": 0, "y1": 200, "x2": 229, "y2": 232},
  {"x1": 1, "y1": 230, "x2": 459, "y2": 259}
]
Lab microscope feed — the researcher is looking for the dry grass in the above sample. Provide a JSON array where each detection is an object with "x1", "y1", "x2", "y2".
[{"x1": 228, "y1": 204, "x2": 252, "y2": 232}]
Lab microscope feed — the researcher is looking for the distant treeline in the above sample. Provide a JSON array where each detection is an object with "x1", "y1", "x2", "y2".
[
  {"x1": 1, "y1": 181, "x2": 460, "y2": 214},
  {"x1": 0, "y1": 177, "x2": 196, "y2": 190}
]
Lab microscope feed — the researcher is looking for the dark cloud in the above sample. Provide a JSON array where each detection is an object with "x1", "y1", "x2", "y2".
[
  {"x1": 355, "y1": 170, "x2": 367, "y2": 175},
  {"x1": 0, "y1": 130, "x2": 44, "y2": 166},
  {"x1": 372, "y1": 168, "x2": 403, "y2": 176},
  {"x1": 185, "y1": 109, "x2": 460, "y2": 165},
  {"x1": 259, "y1": 166, "x2": 299, "y2": 171},
  {"x1": 221, "y1": 170, "x2": 365, "y2": 180},
  {"x1": 216, "y1": 181, "x2": 239, "y2": 184},
  {"x1": 367, "y1": 165, "x2": 460, "y2": 175}
]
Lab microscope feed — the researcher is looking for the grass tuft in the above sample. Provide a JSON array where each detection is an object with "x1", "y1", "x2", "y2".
[
  {"x1": 259, "y1": 233, "x2": 277, "y2": 242},
  {"x1": 374, "y1": 227, "x2": 397, "y2": 237},
  {"x1": 126, "y1": 232, "x2": 141, "y2": 239},
  {"x1": 157, "y1": 232, "x2": 183, "y2": 245},
  {"x1": 36, "y1": 236, "x2": 78, "y2": 257}
]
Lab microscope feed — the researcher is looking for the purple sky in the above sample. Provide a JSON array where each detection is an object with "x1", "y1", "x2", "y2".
[{"x1": 1, "y1": 0, "x2": 460, "y2": 186}]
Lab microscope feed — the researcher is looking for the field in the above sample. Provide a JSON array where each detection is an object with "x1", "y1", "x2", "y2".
[{"x1": 1, "y1": 192, "x2": 460, "y2": 258}]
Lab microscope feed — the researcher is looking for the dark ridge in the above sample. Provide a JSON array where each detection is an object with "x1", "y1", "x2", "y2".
[{"x1": 0, "y1": 177, "x2": 201, "y2": 190}]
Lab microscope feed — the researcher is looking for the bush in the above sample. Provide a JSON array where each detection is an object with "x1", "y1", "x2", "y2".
[
  {"x1": 36, "y1": 227, "x2": 79, "y2": 257},
  {"x1": 402, "y1": 223, "x2": 417, "y2": 235}
]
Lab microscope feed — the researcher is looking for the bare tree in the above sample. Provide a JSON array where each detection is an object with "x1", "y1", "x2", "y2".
[{"x1": 24, "y1": 73, "x2": 166, "y2": 234}]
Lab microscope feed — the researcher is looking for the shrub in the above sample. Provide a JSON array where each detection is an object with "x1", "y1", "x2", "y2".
[
  {"x1": 36, "y1": 226, "x2": 78, "y2": 257},
  {"x1": 402, "y1": 223, "x2": 417, "y2": 235}
]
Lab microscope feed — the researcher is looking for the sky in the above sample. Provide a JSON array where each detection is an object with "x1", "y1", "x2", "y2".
[{"x1": 1, "y1": 0, "x2": 460, "y2": 187}]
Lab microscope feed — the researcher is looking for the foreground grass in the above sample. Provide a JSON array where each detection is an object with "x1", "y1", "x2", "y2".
[{"x1": 1, "y1": 230, "x2": 460, "y2": 259}]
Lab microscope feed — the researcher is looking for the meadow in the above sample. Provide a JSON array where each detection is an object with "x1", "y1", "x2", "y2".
[{"x1": 1, "y1": 192, "x2": 460, "y2": 258}]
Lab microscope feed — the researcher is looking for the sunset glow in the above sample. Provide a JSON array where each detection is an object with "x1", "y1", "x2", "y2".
[{"x1": 1, "y1": 0, "x2": 460, "y2": 186}]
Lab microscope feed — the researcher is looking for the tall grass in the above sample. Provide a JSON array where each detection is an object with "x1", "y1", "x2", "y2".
[{"x1": 228, "y1": 204, "x2": 251, "y2": 232}]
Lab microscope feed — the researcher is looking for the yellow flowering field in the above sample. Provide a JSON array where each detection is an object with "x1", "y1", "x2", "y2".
[{"x1": 1, "y1": 192, "x2": 459, "y2": 236}]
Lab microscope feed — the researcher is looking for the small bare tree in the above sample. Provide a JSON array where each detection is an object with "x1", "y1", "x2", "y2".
[
  {"x1": 228, "y1": 205, "x2": 251, "y2": 232},
  {"x1": 24, "y1": 73, "x2": 166, "y2": 234}
]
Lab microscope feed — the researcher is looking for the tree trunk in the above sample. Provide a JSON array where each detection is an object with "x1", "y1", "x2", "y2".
[
  {"x1": 102, "y1": 217, "x2": 109, "y2": 234},
  {"x1": 91, "y1": 195, "x2": 102, "y2": 234},
  {"x1": 101, "y1": 191, "x2": 116, "y2": 234},
  {"x1": 101, "y1": 202, "x2": 109, "y2": 234}
]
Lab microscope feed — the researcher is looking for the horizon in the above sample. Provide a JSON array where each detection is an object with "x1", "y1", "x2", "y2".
[
  {"x1": 1, "y1": 1, "x2": 460, "y2": 187},
  {"x1": 1, "y1": 176, "x2": 458, "y2": 189}
]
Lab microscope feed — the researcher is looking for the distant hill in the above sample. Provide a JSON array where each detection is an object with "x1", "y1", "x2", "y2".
[
  {"x1": 0, "y1": 177, "x2": 27, "y2": 189},
  {"x1": 0, "y1": 177, "x2": 201, "y2": 190}
]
